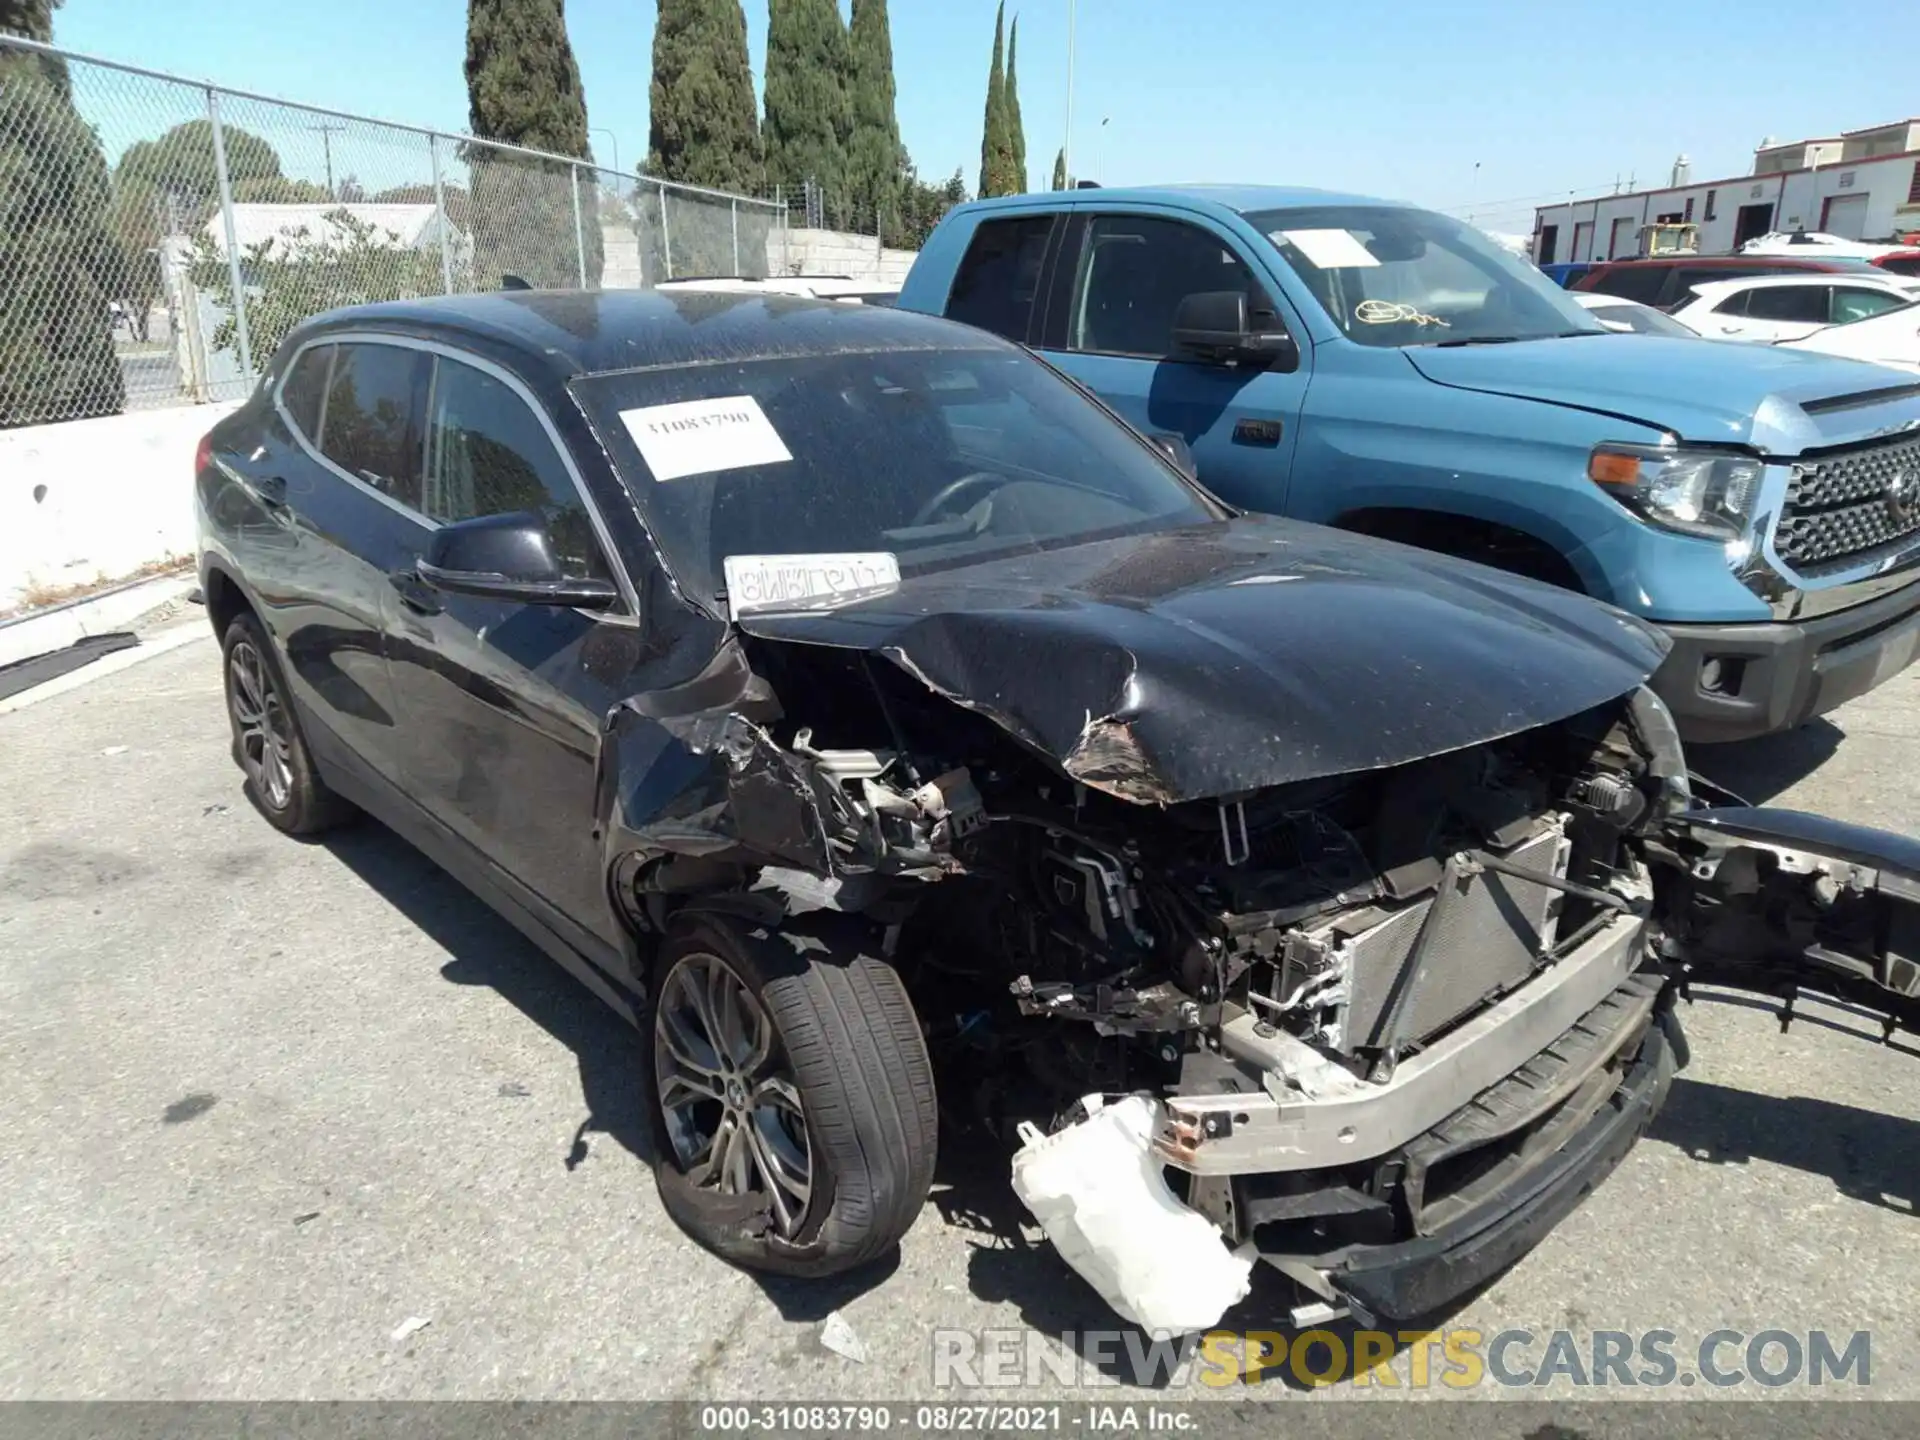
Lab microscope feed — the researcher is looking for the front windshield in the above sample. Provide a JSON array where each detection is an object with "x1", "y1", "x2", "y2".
[
  {"x1": 1247, "y1": 204, "x2": 1606, "y2": 348},
  {"x1": 570, "y1": 345, "x2": 1218, "y2": 612}
]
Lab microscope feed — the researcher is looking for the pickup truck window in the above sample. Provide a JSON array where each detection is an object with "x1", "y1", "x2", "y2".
[
  {"x1": 1066, "y1": 215, "x2": 1275, "y2": 359},
  {"x1": 946, "y1": 215, "x2": 1053, "y2": 341},
  {"x1": 1249, "y1": 205, "x2": 1602, "y2": 349}
]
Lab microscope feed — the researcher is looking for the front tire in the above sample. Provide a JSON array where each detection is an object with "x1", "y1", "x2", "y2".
[
  {"x1": 650, "y1": 912, "x2": 937, "y2": 1278},
  {"x1": 221, "y1": 613, "x2": 354, "y2": 836}
]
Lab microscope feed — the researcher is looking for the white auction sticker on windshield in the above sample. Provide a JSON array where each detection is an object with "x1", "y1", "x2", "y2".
[
  {"x1": 723, "y1": 552, "x2": 901, "y2": 617},
  {"x1": 1277, "y1": 228, "x2": 1381, "y2": 269},
  {"x1": 618, "y1": 395, "x2": 792, "y2": 482}
]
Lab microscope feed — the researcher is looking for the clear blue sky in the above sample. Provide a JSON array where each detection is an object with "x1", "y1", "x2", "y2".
[{"x1": 49, "y1": 0, "x2": 1920, "y2": 232}]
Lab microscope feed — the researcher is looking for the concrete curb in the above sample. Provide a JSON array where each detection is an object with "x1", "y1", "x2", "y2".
[
  {"x1": 0, "y1": 571, "x2": 197, "y2": 670},
  {"x1": 0, "y1": 621, "x2": 210, "y2": 717}
]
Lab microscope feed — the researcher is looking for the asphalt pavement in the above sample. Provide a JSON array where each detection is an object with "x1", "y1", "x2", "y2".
[{"x1": 1, "y1": 624, "x2": 1916, "y2": 1403}]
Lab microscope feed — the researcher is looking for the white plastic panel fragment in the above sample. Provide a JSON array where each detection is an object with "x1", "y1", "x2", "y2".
[
  {"x1": 722, "y1": 552, "x2": 901, "y2": 618},
  {"x1": 1010, "y1": 1095, "x2": 1252, "y2": 1334}
]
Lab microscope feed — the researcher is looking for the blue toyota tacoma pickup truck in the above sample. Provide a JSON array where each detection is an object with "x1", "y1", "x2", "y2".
[{"x1": 896, "y1": 186, "x2": 1920, "y2": 742}]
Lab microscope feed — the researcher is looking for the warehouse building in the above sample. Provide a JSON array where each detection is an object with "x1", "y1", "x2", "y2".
[{"x1": 1532, "y1": 119, "x2": 1920, "y2": 264}]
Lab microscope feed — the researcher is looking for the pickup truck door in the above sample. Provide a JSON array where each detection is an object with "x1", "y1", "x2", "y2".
[
  {"x1": 1034, "y1": 212, "x2": 1310, "y2": 515},
  {"x1": 1659, "y1": 807, "x2": 1920, "y2": 1038}
]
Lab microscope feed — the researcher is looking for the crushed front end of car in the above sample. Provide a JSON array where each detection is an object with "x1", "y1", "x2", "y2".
[{"x1": 602, "y1": 523, "x2": 1920, "y2": 1328}]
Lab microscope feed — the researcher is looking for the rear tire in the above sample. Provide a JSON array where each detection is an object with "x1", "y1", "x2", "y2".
[
  {"x1": 650, "y1": 911, "x2": 938, "y2": 1278},
  {"x1": 220, "y1": 613, "x2": 354, "y2": 836}
]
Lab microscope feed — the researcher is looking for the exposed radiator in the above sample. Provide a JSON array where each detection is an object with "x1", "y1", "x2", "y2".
[{"x1": 1307, "y1": 817, "x2": 1571, "y2": 1051}]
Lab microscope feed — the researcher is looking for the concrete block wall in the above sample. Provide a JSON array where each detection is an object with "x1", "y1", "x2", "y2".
[
  {"x1": 770, "y1": 228, "x2": 917, "y2": 286},
  {"x1": 0, "y1": 402, "x2": 240, "y2": 613}
]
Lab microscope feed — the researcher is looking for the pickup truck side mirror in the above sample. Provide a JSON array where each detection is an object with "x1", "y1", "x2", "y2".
[
  {"x1": 417, "y1": 511, "x2": 620, "y2": 610},
  {"x1": 1171, "y1": 291, "x2": 1300, "y2": 372}
]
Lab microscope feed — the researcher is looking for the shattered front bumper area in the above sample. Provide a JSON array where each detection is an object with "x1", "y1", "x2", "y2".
[{"x1": 1142, "y1": 883, "x2": 1670, "y2": 1324}]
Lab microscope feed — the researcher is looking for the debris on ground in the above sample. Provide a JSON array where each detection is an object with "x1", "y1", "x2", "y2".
[
  {"x1": 101, "y1": 745, "x2": 128, "y2": 757},
  {"x1": 390, "y1": 1315, "x2": 432, "y2": 1344},
  {"x1": 497, "y1": 1081, "x2": 531, "y2": 1098},
  {"x1": 292, "y1": 1211, "x2": 321, "y2": 1226},
  {"x1": 817, "y1": 1309, "x2": 869, "y2": 1364}
]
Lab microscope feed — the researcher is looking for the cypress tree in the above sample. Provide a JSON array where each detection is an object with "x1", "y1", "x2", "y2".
[
  {"x1": 1005, "y1": 16, "x2": 1026, "y2": 194},
  {"x1": 1051, "y1": 148, "x2": 1066, "y2": 191},
  {"x1": 647, "y1": 0, "x2": 760, "y2": 193},
  {"x1": 847, "y1": 0, "x2": 905, "y2": 241},
  {"x1": 977, "y1": 3, "x2": 1006, "y2": 198},
  {"x1": 463, "y1": 0, "x2": 602, "y2": 288},
  {"x1": 0, "y1": 0, "x2": 126, "y2": 426},
  {"x1": 764, "y1": 0, "x2": 853, "y2": 228},
  {"x1": 646, "y1": 0, "x2": 764, "y2": 279}
]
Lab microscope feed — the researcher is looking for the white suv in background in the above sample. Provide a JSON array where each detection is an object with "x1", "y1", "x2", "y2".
[{"x1": 1671, "y1": 272, "x2": 1920, "y2": 343}]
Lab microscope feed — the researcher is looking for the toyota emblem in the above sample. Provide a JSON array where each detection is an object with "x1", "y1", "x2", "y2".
[{"x1": 1888, "y1": 467, "x2": 1920, "y2": 525}]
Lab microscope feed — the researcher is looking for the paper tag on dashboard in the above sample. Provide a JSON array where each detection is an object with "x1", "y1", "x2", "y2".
[
  {"x1": 618, "y1": 395, "x2": 792, "y2": 482},
  {"x1": 1277, "y1": 229, "x2": 1381, "y2": 269},
  {"x1": 723, "y1": 552, "x2": 901, "y2": 617}
]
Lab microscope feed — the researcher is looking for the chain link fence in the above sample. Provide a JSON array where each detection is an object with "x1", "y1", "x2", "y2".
[{"x1": 0, "y1": 34, "x2": 787, "y2": 430}]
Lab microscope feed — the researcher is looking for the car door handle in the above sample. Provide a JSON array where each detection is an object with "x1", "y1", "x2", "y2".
[
  {"x1": 242, "y1": 473, "x2": 288, "y2": 507},
  {"x1": 389, "y1": 566, "x2": 444, "y2": 616}
]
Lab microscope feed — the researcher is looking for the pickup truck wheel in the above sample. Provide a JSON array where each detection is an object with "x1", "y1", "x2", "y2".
[
  {"x1": 220, "y1": 614, "x2": 354, "y2": 836},
  {"x1": 650, "y1": 913, "x2": 938, "y2": 1278}
]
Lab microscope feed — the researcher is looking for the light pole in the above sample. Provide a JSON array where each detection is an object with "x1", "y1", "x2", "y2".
[
  {"x1": 1063, "y1": 0, "x2": 1076, "y2": 187},
  {"x1": 592, "y1": 127, "x2": 621, "y2": 176},
  {"x1": 307, "y1": 122, "x2": 343, "y2": 200}
]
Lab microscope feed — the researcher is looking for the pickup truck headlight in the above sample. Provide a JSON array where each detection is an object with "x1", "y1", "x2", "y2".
[{"x1": 1588, "y1": 444, "x2": 1763, "y2": 541}]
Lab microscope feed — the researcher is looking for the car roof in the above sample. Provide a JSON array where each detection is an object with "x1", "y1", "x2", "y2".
[
  {"x1": 295, "y1": 288, "x2": 996, "y2": 381},
  {"x1": 1589, "y1": 254, "x2": 1870, "y2": 271},
  {"x1": 1685, "y1": 272, "x2": 1919, "y2": 297},
  {"x1": 957, "y1": 184, "x2": 1411, "y2": 221}
]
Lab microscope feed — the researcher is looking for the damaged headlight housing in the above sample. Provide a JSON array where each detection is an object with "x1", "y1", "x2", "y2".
[{"x1": 1589, "y1": 443, "x2": 1764, "y2": 541}]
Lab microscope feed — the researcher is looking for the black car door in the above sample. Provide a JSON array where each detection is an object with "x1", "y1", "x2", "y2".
[
  {"x1": 1660, "y1": 807, "x2": 1920, "y2": 1036},
  {"x1": 230, "y1": 337, "x2": 428, "y2": 787},
  {"x1": 379, "y1": 345, "x2": 641, "y2": 959}
]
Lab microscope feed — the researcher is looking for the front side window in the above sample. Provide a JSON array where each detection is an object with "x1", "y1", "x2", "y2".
[
  {"x1": 1067, "y1": 215, "x2": 1277, "y2": 359},
  {"x1": 570, "y1": 343, "x2": 1218, "y2": 612},
  {"x1": 1743, "y1": 285, "x2": 1830, "y2": 324},
  {"x1": 1248, "y1": 204, "x2": 1602, "y2": 348},
  {"x1": 945, "y1": 215, "x2": 1054, "y2": 342},
  {"x1": 1830, "y1": 287, "x2": 1911, "y2": 324},
  {"x1": 319, "y1": 342, "x2": 425, "y2": 508},
  {"x1": 422, "y1": 356, "x2": 608, "y2": 579}
]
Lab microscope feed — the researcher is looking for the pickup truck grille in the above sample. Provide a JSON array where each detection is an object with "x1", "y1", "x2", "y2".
[{"x1": 1777, "y1": 434, "x2": 1920, "y2": 572}]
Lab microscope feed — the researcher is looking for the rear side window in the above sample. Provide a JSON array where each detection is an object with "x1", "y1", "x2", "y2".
[
  {"x1": 1743, "y1": 285, "x2": 1829, "y2": 324},
  {"x1": 422, "y1": 356, "x2": 609, "y2": 580},
  {"x1": 945, "y1": 216, "x2": 1053, "y2": 342},
  {"x1": 1587, "y1": 266, "x2": 1667, "y2": 305},
  {"x1": 319, "y1": 343, "x2": 426, "y2": 509},
  {"x1": 1709, "y1": 289, "x2": 1752, "y2": 317},
  {"x1": 279, "y1": 344, "x2": 333, "y2": 439}
]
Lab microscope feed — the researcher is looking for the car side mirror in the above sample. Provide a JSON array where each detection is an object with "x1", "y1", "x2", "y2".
[
  {"x1": 1149, "y1": 432, "x2": 1198, "y2": 480},
  {"x1": 1171, "y1": 291, "x2": 1300, "y2": 372},
  {"x1": 417, "y1": 511, "x2": 620, "y2": 610}
]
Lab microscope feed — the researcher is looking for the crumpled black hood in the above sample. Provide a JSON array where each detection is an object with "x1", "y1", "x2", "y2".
[{"x1": 737, "y1": 518, "x2": 1670, "y2": 804}]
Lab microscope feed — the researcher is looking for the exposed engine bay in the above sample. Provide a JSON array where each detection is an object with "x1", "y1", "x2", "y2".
[{"x1": 599, "y1": 601, "x2": 1920, "y2": 1331}]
